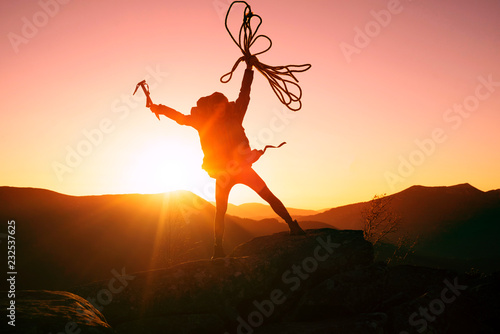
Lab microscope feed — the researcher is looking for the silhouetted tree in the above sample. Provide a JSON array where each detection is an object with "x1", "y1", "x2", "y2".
[
  {"x1": 361, "y1": 194, "x2": 400, "y2": 246},
  {"x1": 362, "y1": 194, "x2": 419, "y2": 265}
]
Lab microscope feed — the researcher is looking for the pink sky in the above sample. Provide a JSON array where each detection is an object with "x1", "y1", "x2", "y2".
[{"x1": 1, "y1": 0, "x2": 499, "y2": 209}]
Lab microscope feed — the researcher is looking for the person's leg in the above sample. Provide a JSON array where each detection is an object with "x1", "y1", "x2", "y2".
[
  {"x1": 258, "y1": 186, "x2": 293, "y2": 223},
  {"x1": 236, "y1": 168, "x2": 305, "y2": 235},
  {"x1": 213, "y1": 175, "x2": 234, "y2": 258}
]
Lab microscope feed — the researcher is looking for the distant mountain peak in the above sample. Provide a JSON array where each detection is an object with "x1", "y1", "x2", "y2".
[
  {"x1": 402, "y1": 183, "x2": 482, "y2": 196},
  {"x1": 449, "y1": 183, "x2": 482, "y2": 193}
]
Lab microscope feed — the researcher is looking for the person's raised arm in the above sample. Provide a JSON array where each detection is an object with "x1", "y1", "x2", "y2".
[
  {"x1": 234, "y1": 56, "x2": 256, "y2": 118},
  {"x1": 149, "y1": 104, "x2": 193, "y2": 126}
]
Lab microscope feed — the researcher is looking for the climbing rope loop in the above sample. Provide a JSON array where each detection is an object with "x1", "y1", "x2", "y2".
[{"x1": 220, "y1": 1, "x2": 311, "y2": 111}]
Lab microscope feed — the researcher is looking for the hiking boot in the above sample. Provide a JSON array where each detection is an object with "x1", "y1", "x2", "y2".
[
  {"x1": 288, "y1": 220, "x2": 306, "y2": 236},
  {"x1": 211, "y1": 244, "x2": 226, "y2": 259}
]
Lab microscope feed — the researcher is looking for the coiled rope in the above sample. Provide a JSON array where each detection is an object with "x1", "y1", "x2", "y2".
[{"x1": 220, "y1": 1, "x2": 311, "y2": 111}]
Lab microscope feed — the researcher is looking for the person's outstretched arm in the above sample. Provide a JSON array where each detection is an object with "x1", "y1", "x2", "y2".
[
  {"x1": 150, "y1": 104, "x2": 193, "y2": 127},
  {"x1": 234, "y1": 58, "x2": 256, "y2": 120}
]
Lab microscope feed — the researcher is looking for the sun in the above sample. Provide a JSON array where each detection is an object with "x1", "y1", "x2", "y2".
[{"x1": 123, "y1": 140, "x2": 203, "y2": 194}]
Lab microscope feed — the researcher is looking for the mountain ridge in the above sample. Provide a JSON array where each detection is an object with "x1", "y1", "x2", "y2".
[
  {"x1": 298, "y1": 183, "x2": 500, "y2": 272},
  {"x1": 1, "y1": 183, "x2": 499, "y2": 290},
  {"x1": 0, "y1": 186, "x2": 332, "y2": 290}
]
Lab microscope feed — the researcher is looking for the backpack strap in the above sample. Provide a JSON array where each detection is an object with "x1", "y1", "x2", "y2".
[{"x1": 262, "y1": 141, "x2": 286, "y2": 154}]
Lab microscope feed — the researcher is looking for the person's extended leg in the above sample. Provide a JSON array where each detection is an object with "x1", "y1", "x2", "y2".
[
  {"x1": 213, "y1": 176, "x2": 234, "y2": 259},
  {"x1": 258, "y1": 186, "x2": 306, "y2": 235},
  {"x1": 237, "y1": 168, "x2": 306, "y2": 235},
  {"x1": 258, "y1": 186, "x2": 293, "y2": 223}
]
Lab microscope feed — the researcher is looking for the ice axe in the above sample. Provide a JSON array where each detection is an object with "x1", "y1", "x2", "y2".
[{"x1": 133, "y1": 79, "x2": 160, "y2": 120}]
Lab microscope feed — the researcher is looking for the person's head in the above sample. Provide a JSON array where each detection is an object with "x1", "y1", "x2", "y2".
[{"x1": 193, "y1": 92, "x2": 229, "y2": 119}]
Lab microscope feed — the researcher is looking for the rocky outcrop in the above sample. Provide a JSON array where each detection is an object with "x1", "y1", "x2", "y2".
[
  {"x1": 0, "y1": 290, "x2": 114, "y2": 334},
  {"x1": 71, "y1": 228, "x2": 372, "y2": 333},
  {"x1": 9, "y1": 228, "x2": 500, "y2": 333},
  {"x1": 284, "y1": 264, "x2": 500, "y2": 334}
]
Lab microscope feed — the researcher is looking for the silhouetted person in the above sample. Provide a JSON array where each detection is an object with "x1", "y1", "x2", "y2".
[{"x1": 150, "y1": 56, "x2": 305, "y2": 259}]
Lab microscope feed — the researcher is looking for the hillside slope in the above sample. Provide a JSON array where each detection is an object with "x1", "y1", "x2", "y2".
[
  {"x1": 299, "y1": 183, "x2": 500, "y2": 271},
  {"x1": 0, "y1": 187, "x2": 331, "y2": 290},
  {"x1": 221, "y1": 202, "x2": 321, "y2": 220}
]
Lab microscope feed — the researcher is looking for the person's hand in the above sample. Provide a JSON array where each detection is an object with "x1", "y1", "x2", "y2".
[
  {"x1": 149, "y1": 104, "x2": 162, "y2": 120},
  {"x1": 245, "y1": 55, "x2": 258, "y2": 69}
]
